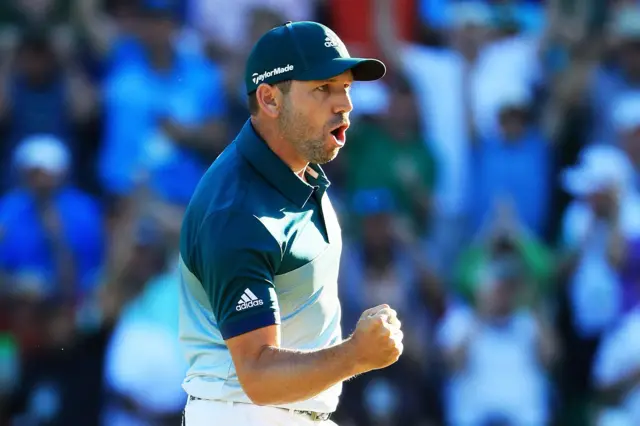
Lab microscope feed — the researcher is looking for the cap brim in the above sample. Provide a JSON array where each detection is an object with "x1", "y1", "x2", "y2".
[{"x1": 298, "y1": 57, "x2": 386, "y2": 82}]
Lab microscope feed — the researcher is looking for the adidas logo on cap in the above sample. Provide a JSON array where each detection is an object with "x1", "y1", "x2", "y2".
[
  {"x1": 252, "y1": 64, "x2": 295, "y2": 85},
  {"x1": 324, "y1": 35, "x2": 339, "y2": 48}
]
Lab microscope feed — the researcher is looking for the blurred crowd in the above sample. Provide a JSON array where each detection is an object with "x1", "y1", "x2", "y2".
[{"x1": 0, "y1": 0, "x2": 639, "y2": 425}]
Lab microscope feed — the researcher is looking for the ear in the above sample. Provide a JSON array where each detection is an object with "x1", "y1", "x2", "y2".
[{"x1": 255, "y1": 84, "x2": 282, "y2": 118}]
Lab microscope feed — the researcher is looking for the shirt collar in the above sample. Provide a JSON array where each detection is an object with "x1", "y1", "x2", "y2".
[{"x1": 236, "y1": 119, "x2": 330, "y2": 208}]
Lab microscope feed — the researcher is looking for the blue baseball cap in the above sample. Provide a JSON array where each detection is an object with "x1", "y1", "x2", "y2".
[{"x1": 245, "y1": 21, "x2": 386, "y2": 94}]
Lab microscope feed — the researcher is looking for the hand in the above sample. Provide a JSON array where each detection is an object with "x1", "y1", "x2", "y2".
[{"x1": 348, "y1": 304, "x2": 403, "y2": 372}]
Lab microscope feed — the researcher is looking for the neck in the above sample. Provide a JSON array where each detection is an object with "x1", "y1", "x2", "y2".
[{"x1": 250, "y1": 116, "x2": 308, "y2": 174}]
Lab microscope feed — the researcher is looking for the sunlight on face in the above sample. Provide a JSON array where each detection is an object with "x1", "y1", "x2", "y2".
[{"x1": 277, "y1": 70, "x2": 353, "y2": 165}]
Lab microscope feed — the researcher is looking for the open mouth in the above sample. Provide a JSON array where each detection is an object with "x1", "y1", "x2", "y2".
[{"x1": 329, "y1": 123, "x2": 349, "y2": 147}]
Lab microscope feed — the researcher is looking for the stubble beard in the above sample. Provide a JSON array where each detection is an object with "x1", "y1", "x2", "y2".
[{"x1": 278, "y1": 100, "x2": 339, "y2": 165}]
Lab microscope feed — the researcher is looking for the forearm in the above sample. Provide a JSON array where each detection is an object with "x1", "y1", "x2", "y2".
[{"x1": 241, "y1": 338, "x2": 361, "y2": 406}]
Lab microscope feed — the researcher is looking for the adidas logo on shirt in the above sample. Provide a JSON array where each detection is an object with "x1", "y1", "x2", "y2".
[{"x1": 236, "y1": 289, "x2": 264, "y2": 311}]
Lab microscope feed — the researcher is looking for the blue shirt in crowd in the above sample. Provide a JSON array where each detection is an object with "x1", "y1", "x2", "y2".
[
  {"x1": 471, "y1": 130, "x2": 551, "y2": 236},
  {"x1": 0, "y1": 188, "x2": 105, "y2": 298},
  {"x1": 99, "y1": 48, "x2": 225, "y2": 205}
]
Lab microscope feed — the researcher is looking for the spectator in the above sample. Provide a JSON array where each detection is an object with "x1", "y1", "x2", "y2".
[
  {"x1": 7, "y1": 300, "x2": 105, "y2": 426},
  {"x1": 470, "y1": 83, "x2": 552, "y2": 238},
  {"x1": 74, "y1": 0, "x2": 201, "y2": 79},
  {"x1": 613, "y1": 93, "x2": 640, "y2": 177},
  {"x1": 338, "y1": 189, "x2": 443, "y2": 426},
  {"x1": 187, "y1": 0, "x2": 316, "y2": 57},
  {"x1": 590, "y1": 5, "x2": 640, "y2": 145},
  {"x1": 374, "y1": 0, "x2": 539, "y2": 279},
  {"x1": 0, "y1": 134, "x2": 105, "y2": 304},
  {"x1": 592, "y1": 275, "x2": 640, "y2": 426},
  {"x1": 342, "y1": 76, "x2": 438, "y2": 239},
  {"x1": 0, "y1": 0, "x2": 73, "y2": 58},
  {"x1": 0, "y1": 29, "x2": 97, "y2": 193},
  {"x1": 437, "y1": 259, "x2": 558, "y2": 426},
  {"x1": 102, "y1": 257, "x2": 187, "y2": 426},
  {"x1": 98, "y1": 0, "x2": 227, "y2": 208},
  {"x1": 557, "y1": 144, "x2": 640, "y2": 425},
  {"x1": 456, "y1": 199, "x2": 554, "y2": 308},
  {"x1": 99, "y1": 215, "x2": 174, "y2": 325}
]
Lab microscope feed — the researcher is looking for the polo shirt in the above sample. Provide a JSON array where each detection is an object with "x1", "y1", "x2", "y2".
[{"x1": 178, "y1": 119, "x2": 343, "y2": 413}]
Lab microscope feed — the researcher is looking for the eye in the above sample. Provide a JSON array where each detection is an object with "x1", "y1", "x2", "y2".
[
  {"x1": 316, "y1": 84, "x2": 329, "y2": 92},
  {"x1": 344, "y1": 83, "x2": 352, "y2": 92}
]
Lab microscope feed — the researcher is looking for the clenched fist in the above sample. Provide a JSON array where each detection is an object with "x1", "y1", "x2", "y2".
[{"x1": 348, "y1": 304, "x2": 404, "y2": 372}]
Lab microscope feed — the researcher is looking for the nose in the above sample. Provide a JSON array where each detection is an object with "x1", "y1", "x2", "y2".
[{"x1": 333, "y1": 90, "x2": 353, "y2": 115}]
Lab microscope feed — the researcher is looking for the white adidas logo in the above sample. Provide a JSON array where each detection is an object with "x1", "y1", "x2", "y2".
[
  {"x1": 324, "y1": 35, "x2": 339, "y2": 48},
  {"x1": 236, "y1": 289, "x2": 264, "y2": 311}
]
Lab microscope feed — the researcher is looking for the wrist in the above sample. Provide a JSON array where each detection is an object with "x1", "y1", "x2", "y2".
[{"x1": 339, "y1": 335, "x2": 368, "y2": 376}]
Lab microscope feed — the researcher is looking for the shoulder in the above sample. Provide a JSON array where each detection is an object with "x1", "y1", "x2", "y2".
[
  {"x1": 181, "y1": 207, "x2": 283, "y2": 282},
  {"x1": 0, "y1": 190, "x2": 31, "y2": 221},
  {"x1": 183, "y1": 141, "x2": 263, "y2": 221},
  {"x1": 181, "y1": 150, "x2": 283, "y2": 260},
  {"x1": 58, "y1": 188, "x2": 102, "y2": 211}
]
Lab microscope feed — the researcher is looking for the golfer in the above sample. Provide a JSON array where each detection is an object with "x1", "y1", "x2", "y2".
[{"x1": 178, "y1": 21, "x2": 403, "y2": 425}]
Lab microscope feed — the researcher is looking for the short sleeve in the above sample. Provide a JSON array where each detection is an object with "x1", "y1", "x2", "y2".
[{"x1": 194, "y1": 211, "x2": 282, "y2": 340}]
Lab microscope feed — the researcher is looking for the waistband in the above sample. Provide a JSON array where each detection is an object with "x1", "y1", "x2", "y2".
[{"x1": 186, "y1": 395, "x2": 332, "y2": 422}]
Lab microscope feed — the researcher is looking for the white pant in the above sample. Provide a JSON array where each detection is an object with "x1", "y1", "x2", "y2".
[{"x1": 183, "y1": 397, "x2": 338, "y2": 426}]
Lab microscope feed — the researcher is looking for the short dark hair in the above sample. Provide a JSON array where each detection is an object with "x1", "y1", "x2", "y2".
[{"x1": 248, "y1": 80, "x2": 292, "y2": 115}]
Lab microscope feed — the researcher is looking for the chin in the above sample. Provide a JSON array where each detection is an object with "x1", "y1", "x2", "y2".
[{"x1": 320, "y1": 148, "x2": 341, "y2": 164}]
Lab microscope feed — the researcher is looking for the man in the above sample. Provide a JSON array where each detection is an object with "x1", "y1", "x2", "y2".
[{"x1": 178, "y1": 21, "x2": 403, "y2": 425}]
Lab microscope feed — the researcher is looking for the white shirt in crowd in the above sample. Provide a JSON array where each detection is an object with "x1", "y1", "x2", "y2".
[
  {"x1": 561, "y1": 145, "x2": 640, "y2": 338},
  {"x1": 399, "y1": 34, "x2": 540, "y2": 217},
  {"x1": 593, "y1": 307, "x2": 640, "y2": 426},
  {"x1": 188, "y1": 0, "x2": 315, "y2": 51},
  {"x1": 436, "y1": 304, "x2": 550, "y2": 426}
]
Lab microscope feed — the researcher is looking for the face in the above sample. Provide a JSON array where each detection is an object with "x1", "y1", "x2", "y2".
[
  {"x1": 362, "y1": 213, "x2": 394, "y2": 249},
  {"x1": 499, "y1": 108, "x2": 528, "y2": 141},
  {"x1": 277, "y1": 71, "x2": 353, "y2": 165},
  {"x1": 479, "y1": 277, "x2": 521, "y2": 317},
  {"x1": 140, "y1": 14, "x2": 176, "y2": 50},
  {"x1": 24, "y1": 168, "x2": 62, "y2": 196},
  {"x1": 588, "y1": 188, "x2": 617, "y2": 217},
  {"x1": 17, "y1": 45, "x2": 55, "y2": 84},
  {"x1": 451, "y1": 23, "x2": 490, "y2": 56}
]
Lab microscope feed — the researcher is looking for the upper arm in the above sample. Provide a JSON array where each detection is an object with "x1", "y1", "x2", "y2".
[{"x1": 195, "y1": 212, "x2": 282, "y2": 341}]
